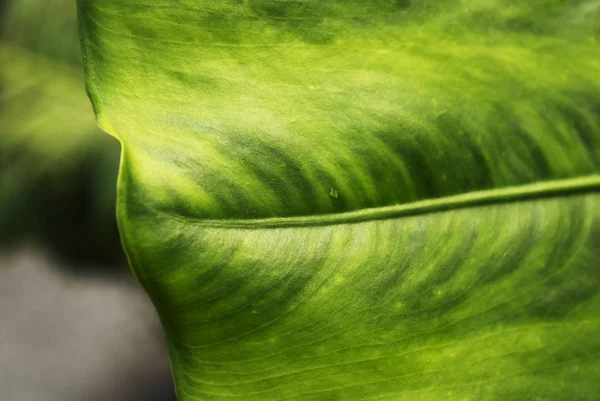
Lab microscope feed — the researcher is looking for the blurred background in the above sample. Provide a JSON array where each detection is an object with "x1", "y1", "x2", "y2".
[{"x1": 0, "y1": 0, "x2": 176, "y2": 399}]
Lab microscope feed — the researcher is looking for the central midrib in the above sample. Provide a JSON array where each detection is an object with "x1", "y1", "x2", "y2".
[{"x1": 152, "y1": 175, "x2": 600, "y2": 229}]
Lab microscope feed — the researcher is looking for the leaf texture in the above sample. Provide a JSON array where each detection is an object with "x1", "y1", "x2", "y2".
[{"x1": 77, "y1": 0, "x2": 600, "y2": 399}]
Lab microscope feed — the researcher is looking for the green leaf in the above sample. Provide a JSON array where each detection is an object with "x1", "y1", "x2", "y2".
[
  {"x1": 0, "y1": 0, "x2": 120, "y2": 259},
  {"x1": 1, "y1": 0, "x2": 84, "y2": 65},
  {"x1": 77, "y1": 0, "x2": 600, "y2": 399}
]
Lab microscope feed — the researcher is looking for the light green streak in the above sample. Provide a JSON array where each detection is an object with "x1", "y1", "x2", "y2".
[{"x1": 176, "y1": 175, "x2": 600, "y2": 228}]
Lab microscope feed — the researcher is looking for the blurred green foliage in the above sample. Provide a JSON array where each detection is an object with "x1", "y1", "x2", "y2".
[{"x1": 0, "y1": 0, "x2": 123, "y2": 264}]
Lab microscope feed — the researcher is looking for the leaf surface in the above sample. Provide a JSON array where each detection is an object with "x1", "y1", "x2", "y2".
[{"x1": 77, "y1": 1, "x2": 600, "y2": 399}]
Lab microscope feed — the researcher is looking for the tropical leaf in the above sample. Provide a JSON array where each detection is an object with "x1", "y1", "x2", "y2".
[
  {"x1": 0, "y1": 0, "x2": 121, "y2": 262},
  {"x1": 0, "y1": 0, "x2": 95, "y2": 161},
  {"x1": 77, "y1": 0, "x2": 600, "y2": 399},
  {"x1": 0, "y1": 0, "x2": 83, "y2": 65}
]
